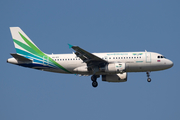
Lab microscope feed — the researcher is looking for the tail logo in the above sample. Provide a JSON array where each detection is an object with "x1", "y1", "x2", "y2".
[{"x1": 12, "y1": 29, "x2": 71, "y2": 73}]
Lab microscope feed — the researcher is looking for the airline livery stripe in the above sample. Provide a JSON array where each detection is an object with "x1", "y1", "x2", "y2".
[
  {"x1": 14, "y1": 31, "x2": 72, "y2": 73},
  {"x1": 19, "y1": 32, "x2": 45, "y2": 55},
  {"x1": 13, "y1": 39, "x2": 43, "y2": 58}
]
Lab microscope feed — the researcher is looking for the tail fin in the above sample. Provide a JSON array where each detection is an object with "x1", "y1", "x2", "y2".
[
  {"x1": 10, "y1": 27, "x2": 45, "y2": 59},
  {"x1": 9, "y1": 27, "x2": 72, "y2": 73}
]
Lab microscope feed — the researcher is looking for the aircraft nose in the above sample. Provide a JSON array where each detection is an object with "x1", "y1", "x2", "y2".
[{"x1": 167, "y1": 59, "x2": 173, "y2": 68}]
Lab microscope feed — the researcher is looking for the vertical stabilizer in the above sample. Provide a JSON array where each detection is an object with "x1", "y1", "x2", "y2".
[
  {"x1": 9, "y1": 27, "x2": 71, "y2": 73},
  {"x1": 9, "y1": 27, "x2": 45, "y2": 58}
]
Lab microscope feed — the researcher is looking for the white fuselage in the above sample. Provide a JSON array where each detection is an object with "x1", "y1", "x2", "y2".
[
  {"x1": 41, "y1": 51, "x2": 173, "y2": 75},
  {"x1": 7, "y1": 51, "x2": 173, "y2": 75}
]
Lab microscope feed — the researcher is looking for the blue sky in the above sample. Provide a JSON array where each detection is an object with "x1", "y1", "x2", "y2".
[{"x1": 1, "y1": 0, "x2": 180, "y2": 120}]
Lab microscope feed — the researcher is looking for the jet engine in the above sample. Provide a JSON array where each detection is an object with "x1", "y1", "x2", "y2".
[
  {"x1": 74, "y1": 66, "x2": 88, "y2": 72},
  {"x1": 102, "y1": 72, "x2": 127, "y2": 82},
  {"x1": 99, "y1": 63, "x2": 126, "y2": 73}
]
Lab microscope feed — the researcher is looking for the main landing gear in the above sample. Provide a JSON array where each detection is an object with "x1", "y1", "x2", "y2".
[
  {"x1": 91, "y1": 75, "x2": 99, "y2": 88},
  {"x1": 146, "y1": 72, "x2": 151, "y2": 82}
]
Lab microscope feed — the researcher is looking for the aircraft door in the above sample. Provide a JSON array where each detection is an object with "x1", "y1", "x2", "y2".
[{"x1": 146, "y1": 53, "x2": 151, "y2": 63}]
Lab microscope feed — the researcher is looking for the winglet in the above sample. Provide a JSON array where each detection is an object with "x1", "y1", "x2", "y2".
[{"x1": 68, "y1": 44, "x2": 73, "y2": 48}]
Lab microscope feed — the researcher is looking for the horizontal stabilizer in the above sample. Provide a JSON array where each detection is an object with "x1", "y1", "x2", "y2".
[{"x1": 11, "y1": 53, "x2": 32, "y2": 62}]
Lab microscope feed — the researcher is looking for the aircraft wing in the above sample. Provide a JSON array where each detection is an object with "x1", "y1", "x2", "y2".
[{"x1": 69, "y1": 44, "x2": 108, "y2": 66}]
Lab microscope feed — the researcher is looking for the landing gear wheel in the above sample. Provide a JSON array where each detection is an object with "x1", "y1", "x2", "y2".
[
  {"x1": 146, "y1": 72, "x2": 151, "y2": 82},
  {"x1": 91, "y1": 75, "x2": 99, "y2": 87},
  {"x1": 92, "y1": 81, "x2": 98, "y2": 87},
  {"x1": 147, "y1": 78, "x2": 151, "y2": 82}
]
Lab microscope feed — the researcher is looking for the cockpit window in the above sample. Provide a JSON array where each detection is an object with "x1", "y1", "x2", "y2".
[{"x1": 157, "y1": 56, "x2": 166, "y2": 58}]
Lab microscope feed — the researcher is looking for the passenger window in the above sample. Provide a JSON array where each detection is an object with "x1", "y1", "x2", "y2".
[
  {"x1": 158, "y1": 56, "x2": 160, "y2": 58},
  {"x1": 161, "y1": 56, "x2": 163, "y2": 58}
]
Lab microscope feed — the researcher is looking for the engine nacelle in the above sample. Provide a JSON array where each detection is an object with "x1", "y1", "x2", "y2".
[
  {"x1": 102, "y1": 72, "x2": 127, "y2": 82},
  {"x1": 100, "y1": 63, "x2": 126, "y2": 73},
  {"x1": 74, "y1": 66, "x2": 88, "y2": 72}
]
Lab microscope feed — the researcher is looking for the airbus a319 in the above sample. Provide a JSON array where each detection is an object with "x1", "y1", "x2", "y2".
[{"x1": 7, "y1": 27, "x2": 173, "y2": 87}]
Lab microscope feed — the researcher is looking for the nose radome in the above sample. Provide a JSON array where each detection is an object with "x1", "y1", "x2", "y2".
[
  {"x1": 170, "y1": 61, "x2": 174, "y2": 67},
  {"x1": 167, "y1": 59, "x2": 173, "y2": 68}
]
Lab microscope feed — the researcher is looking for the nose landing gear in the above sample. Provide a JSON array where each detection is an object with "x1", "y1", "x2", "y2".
[{"x1": 146, "y1": 72, "x2": 151, "y2": 82}]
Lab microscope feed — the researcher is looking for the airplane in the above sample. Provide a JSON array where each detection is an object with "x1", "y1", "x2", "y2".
[{"x1": 7, "y1": 27, "x2": 173, "y2": 87}]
